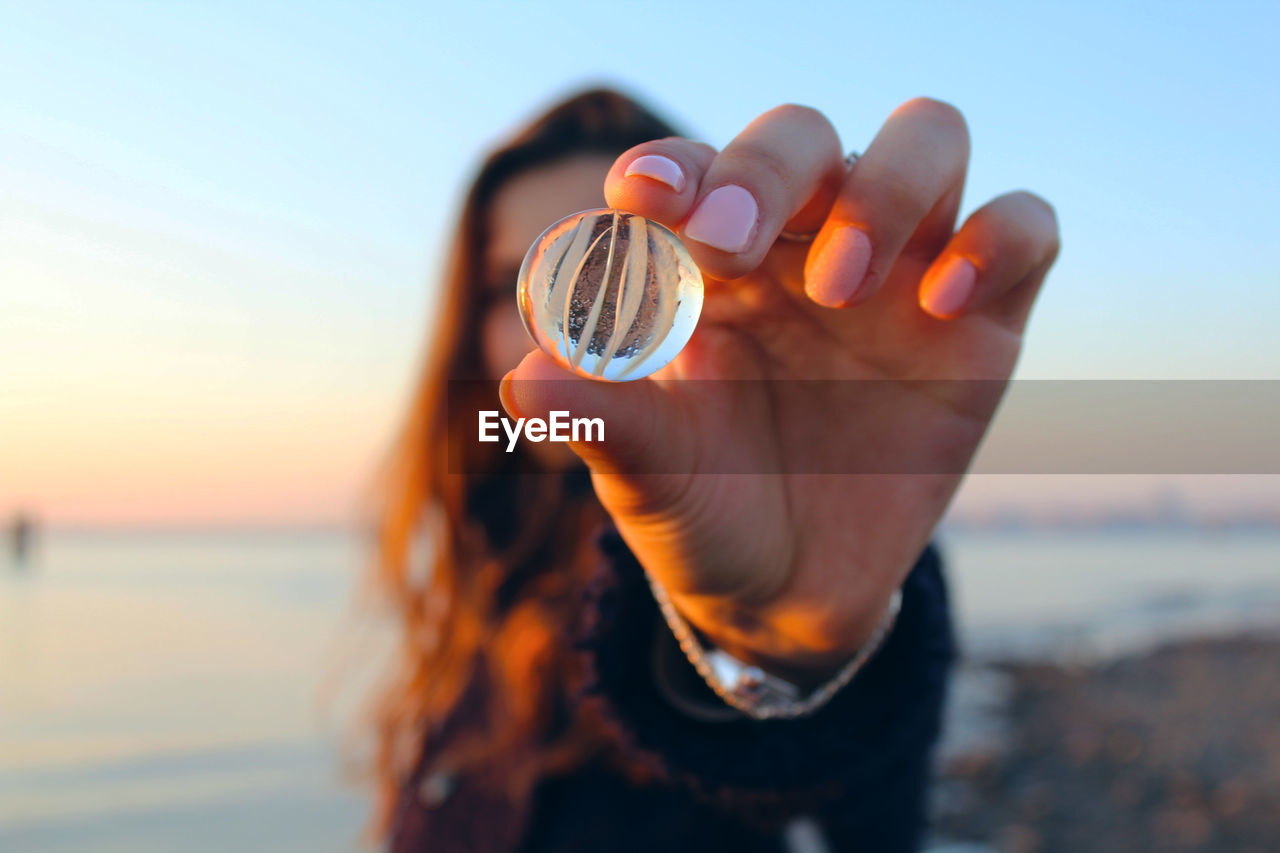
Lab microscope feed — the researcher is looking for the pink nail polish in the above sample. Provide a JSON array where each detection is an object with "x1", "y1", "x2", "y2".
[
  {"x1": 920, "y1": 257, "x2": 977, "y2": 317},
  {"x1": 805, "y1": 226, "x2": 873, "y2": 307},
  {"x1": 684, "y1": 185, "x2": 758, "y2": 253},
  {"x1": 624, "y1": 155, "x2": 685, "y2": 192}
]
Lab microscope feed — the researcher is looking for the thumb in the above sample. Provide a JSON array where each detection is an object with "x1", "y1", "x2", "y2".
[{"x1": 500, "y1": 349, "x2": 691, "y2": 477}]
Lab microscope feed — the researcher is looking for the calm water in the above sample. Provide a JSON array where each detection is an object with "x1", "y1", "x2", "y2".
[
  {"x1": 0, "y1": 530, "x2": 380, "y2": 853},
  {"x1": 2, "y1": 527, "x2": 1279, "y2": 851},
  {"x1": 938, "y1": 526, "x2": 1280, "y2": 661}
]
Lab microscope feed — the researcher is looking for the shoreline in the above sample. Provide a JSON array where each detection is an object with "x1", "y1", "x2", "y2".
[{"x1": 929, "y1": 629, "x2": 1280, "y2": 852}]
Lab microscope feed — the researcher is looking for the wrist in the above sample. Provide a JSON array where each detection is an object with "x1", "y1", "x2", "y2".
[
  {"x1": 670, "y1": 589, "x2": 897, "y2": 694},
  {"x1": 646, "y1": 571, "x2": 904, "y2": 720},
  {"x1": 692, "y1": 632, "x2": 851, "y2": 693}
]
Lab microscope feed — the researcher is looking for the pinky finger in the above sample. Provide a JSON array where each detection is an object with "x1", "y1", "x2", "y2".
[{"x1": 918, "y1": 191, "x2": 1060, "y2": 330}]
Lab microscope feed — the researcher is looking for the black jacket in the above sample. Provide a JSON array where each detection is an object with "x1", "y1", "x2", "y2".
[{"x1": 389, "y1": 527, "x2": 957, "y2": 852}]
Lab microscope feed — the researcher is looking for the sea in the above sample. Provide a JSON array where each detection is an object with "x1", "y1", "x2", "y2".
[{"x1": 3, "y1": 526, "x2": 1279, "y2": 852}]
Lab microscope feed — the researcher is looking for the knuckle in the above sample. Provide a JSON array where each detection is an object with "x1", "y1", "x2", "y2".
[
  {"x1": 1010, "y1": 189, "x2": 1056, "y2": 220},
  {"x1": 722, "y1": 141, "x2": 794, "y2": 195},
  {"x1": 771, "y1": 104, "x2": 842, "y2": 156},
  {"x1": 655, "y1": 136, "x2": 717, "y2": 159},
  {"x1": 1009, "y1": 191, "x2": 1061, "y2": 258},
  {"x1": 898, "y1": 96, "x2": 970, "y2": 142},
  {"x1": 979, "y1": 191, "x2": 1060, "y2": 264},
  {"x1": 688, "y1": 140, "x2": 719, "y2": 160},
  {"x1": 860, "y1": 163, "x2": 934, "y2": 223},
  {"x1": 764, "y1": 102, "x2": 831, "y2": 131}
]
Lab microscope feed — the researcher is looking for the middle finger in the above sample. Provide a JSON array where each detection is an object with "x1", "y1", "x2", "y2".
[{"x1": 804, "y1": 97, "x2": 971, "y2": 309}]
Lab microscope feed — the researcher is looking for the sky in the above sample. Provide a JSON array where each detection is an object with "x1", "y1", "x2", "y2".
[{"x1": 3, "y1": 0, "x2": 1279, "y2": 526}]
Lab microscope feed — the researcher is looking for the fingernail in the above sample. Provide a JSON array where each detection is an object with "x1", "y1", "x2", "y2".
[
  {"x1": 920, "y1": 256, "x2": 977, "y2": 317},
  {"x1": 805, "y1": 226, "x2": 873, "y2": 307},
  {"x1": 684, "y1": 185, "x2": 758, "y2": 253},
  {"x1": 624, "y1": 155, "x2": 685, "y2": 192}
]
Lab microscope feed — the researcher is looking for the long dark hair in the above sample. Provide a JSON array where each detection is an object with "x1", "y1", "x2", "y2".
[{"x1": 362, "y1": 85, "x2": 684, "y2": 841}]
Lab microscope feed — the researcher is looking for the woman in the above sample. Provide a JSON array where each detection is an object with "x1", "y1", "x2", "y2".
[{"x1": 366, "y1": 86, "x2": 1060, "y2": 852}]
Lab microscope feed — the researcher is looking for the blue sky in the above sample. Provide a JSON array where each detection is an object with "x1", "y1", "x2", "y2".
[{"x1": 4, "y1": 1, "x2": 1279, "y2": 523}]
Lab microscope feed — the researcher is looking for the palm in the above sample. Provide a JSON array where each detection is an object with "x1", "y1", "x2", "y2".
[{"x1": 590, "y1": 241, "x2": 1020, "y2": 653}]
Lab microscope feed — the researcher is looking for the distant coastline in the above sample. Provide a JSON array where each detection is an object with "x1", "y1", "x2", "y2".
[{"x1": 942, "y1": 500, "x2": 1280, "y2": 535}]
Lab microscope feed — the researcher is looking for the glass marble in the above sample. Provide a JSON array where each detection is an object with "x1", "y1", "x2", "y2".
[{"x1": 517, "y1": 208, "x2": 703, "y2": 382}]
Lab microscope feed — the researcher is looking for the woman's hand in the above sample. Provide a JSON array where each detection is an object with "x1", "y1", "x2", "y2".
[{"x1": 502, "y1": 99, "x2": 1060, "y2": 687}]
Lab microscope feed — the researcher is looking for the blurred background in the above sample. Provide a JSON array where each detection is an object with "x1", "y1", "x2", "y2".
[{"x1": 3, "y1": 2, "x2": 1278, "y2": 851}]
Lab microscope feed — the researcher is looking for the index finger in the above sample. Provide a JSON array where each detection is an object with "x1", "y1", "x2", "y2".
[{"x1": 607, "y1": 104, "x2": 846, "y2": 281}]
